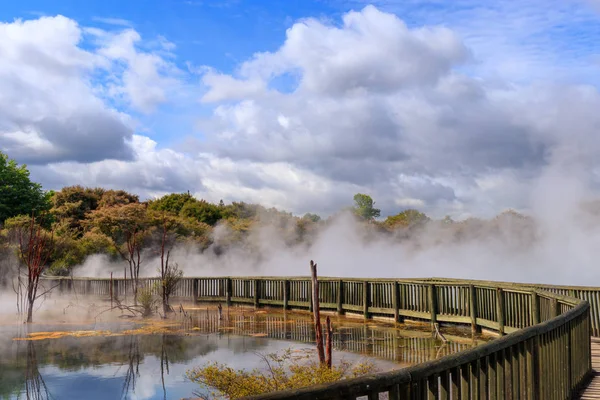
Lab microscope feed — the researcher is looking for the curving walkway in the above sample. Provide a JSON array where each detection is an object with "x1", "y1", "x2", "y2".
[{"x1": 578, "y1": 338, "x2": 600, "y2": 399}]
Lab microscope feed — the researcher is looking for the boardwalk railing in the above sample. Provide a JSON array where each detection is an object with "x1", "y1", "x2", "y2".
[{"x1": 40, "y1": 276, "x2": 594, "y2": 399}]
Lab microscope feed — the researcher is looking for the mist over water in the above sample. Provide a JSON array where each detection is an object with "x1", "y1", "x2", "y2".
[{"x1": 67, "y1": 165, "x2": 600, "y2": 287}]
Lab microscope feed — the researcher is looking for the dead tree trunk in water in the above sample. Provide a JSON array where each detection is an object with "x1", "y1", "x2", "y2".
[{"x1": 310, "y1": 260, "x2": 326, "y2": 365}]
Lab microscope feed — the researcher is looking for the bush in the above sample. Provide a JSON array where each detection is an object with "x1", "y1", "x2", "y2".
[
  {"x1": 136, "y1": 285, "x2": 157, "y2": 317},
  {"x1": 186, "y1": 348, "x2": 377, "y2": 399}
]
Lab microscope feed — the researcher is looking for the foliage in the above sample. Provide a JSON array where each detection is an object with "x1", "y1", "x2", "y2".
[
  {"x1": 98, "y1": 190, "x2": 139, "y2": 208},
  {"x1": 180, "y1": 200, "x2": 223, "y2": 226},
  {"x1": 0, "y1": 152, "x2": 50, "y2": 225},
  {"x1": 186, "y1": 349, "x2": 377, "y2": 399},
  {"x1": 384, "y1": 209, "x2": 430, "y2": 230},
  {"x1": 136, "y1": 285, "x2": 157, "y2": 317},
  {"x1": 302, "y1": 213, "x2": 321, "y2": 223},
  {"x1": 50, "y1": 186, "x2": 104, "y2": 235},
  {"x1": 352, "y1": 193, "x2": 380, "y2": 221},
  {"x1": 148, "y1": 192, "x2": 195, "y2": 215}
]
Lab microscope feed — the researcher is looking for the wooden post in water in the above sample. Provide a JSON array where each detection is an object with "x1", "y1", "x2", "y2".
[
  {"x1": 325, "y1": 316, "x2": 333, "y2": 369},
  {"x1": 496, "y1": 288, "x2": 505, "y2": 335},
  {"x1": 310, "y1": 260, "x2": 326, "y2": 365},
  {"x1": 110, "y1": 272, "x2": 113, "y2": 307}
]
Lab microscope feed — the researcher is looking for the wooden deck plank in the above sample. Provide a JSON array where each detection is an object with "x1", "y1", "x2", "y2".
[{"x1": 577, "y1": 341, "x2": 600, "y2": 399}]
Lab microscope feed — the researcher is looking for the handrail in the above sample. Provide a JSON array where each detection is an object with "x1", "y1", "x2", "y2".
[{"x1": 39, "y1": 275, "x2": 594, "y2": 399}]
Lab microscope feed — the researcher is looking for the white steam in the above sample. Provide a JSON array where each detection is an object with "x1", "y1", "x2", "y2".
[{"x1": 69, "y1": 164, "x2": 600, "y2": 287}]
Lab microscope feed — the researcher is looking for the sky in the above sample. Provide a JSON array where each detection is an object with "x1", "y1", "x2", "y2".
[{"x1": 0, "y1": 0, "x2": 599, "y2": 219}]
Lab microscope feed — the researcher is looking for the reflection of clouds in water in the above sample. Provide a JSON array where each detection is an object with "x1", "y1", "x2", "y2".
[
  {"x1": 1, "y1": 317, "x2": 412, "y2": 400},
  {"x1": 23, "y1": 337, "x2": 325, "y2": 400}
]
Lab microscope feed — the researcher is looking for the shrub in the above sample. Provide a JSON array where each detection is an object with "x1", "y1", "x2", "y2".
[{"x1": 186, "y1": 348, "x2": 377, "y2": 399}]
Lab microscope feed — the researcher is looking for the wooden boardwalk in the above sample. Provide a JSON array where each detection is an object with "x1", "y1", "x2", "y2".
[{"x1": 577, "y1": 339, "x2": 600, "y2": 399}]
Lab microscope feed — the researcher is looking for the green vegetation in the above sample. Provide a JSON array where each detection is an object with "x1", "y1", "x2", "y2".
[
  {"x1": 352, "y1": 193, "x2": 380, "y2": 220},
  {"x1": 0, "y1": 150, "x2": 539, "y2": 278},
  {"x1": 186, "y1": 349, "x2": 376, "y2": 399},
  {"x1": 0, "y1": 152, "x2": 50, "y2": 224}
]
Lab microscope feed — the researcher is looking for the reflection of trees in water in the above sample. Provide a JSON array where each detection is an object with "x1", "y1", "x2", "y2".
[
  {"x1": 160, "y1": 335, "x2": 169, "y2": 400},
  {"x1": 121, "y1": 335, "x2": 141, "y2": 400},
  {"x1": 20, "y1": 341, "x2": 53, "y2": 400}
]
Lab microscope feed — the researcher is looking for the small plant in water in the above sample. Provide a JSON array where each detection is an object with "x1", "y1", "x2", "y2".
[
  {"x1": 136, "y1": 285, "x2": 157, "y2": 317},
  {"x1": 185, "y1": 348, "x2": 377, "y2": 399}
]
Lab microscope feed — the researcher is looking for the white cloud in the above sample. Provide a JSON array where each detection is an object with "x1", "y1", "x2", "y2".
[
  {"x1": 5, "y1": 6, "x2": 600, "y2": 220},
  {"x1": 0, "y1": 15, "x2": 183, "y2": 165}
]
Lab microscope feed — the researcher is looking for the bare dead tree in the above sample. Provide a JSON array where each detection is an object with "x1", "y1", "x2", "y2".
[
  {"x1": 12, "y1": 215, "x2": 55, "y2": 323},
  {"x1": 158, "y1": 218, "x2": 183, "y2": 316},
  {"x1": 21, "y1": 341, "x2": 52, "y2": 400},
  {"x1": 118, "y1": 227, "x2": 143, "y2": 305},
  {"x1": 160, "y1": 334, "x2": 170, "y2": 400},
  {"x1": 310, "y1": 260, "x2": 326, "y2": 365},
  {"x1": 121, "y1": 335, "x2": 141, "y2": 399}
]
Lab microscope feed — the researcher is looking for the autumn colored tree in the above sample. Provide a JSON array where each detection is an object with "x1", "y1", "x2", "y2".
[
  {"x1": 97, "y1": 189, "x2": 139, "y2": 208},
  {"x1": 383, "y1": 209, "x2": 429, "y2": 230},
  {"x1": 50, "y1": 186, "x2": 104, "y2": 236},
  {"x1": 87, "y1": 203, "x2": 151, "y2": 303}
]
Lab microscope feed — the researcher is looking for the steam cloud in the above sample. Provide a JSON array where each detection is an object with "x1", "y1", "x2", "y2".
[{"x1": 70, "y1": 163, "x2": 600, "y2": 287}]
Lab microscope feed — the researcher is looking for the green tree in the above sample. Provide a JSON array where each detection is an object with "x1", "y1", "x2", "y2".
[
  {"x1": 302, "y1": 213, "x2": 321, "y2": 223},
  {"x1": 0, "y1": 152, "x2": 50, "y2": 224},
  {"x1": 148, "y1": 192, "x2": 195, "y2": 215},
  {"x1": 352, "y1": 193, "x2": 380, "y2": 220},
  {"x1": 180, "y1": 200, "x2": 223, "y2": 226}
]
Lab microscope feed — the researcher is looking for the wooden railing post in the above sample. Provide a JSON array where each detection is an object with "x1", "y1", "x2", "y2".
[
  {"x1": 283, "y1": 280, "x2": 290, "y2": 310},
  {"x1": 226, "y1": 278, "x2": 232, "y2": 306},
  {"x1": 531, "y1": 292, "x2": 540, "y2": 325},
  {"x1": 528, "y1": 336, "x2": 540, "y2": 400},
  {"x1": 429, "y1": 284, "x2": 438, "y2": 329},
  {"x1": 363, "y1": 281, "x2": 370, "y2": 320},
  {"x1": 336, "y1": 280, "x2": 344, "y2": 315},
  {"x1": 393, "y1": 281, "x2": 401, "y2": 323},
  {"x1": 254, "y1": 279, "x2": 260, "y2": 308},
  {"x1": 550, "y1": 298, "x2": 559, "y2": 318},
  {"x1": 496, "y1": 288, "x2": 505, "y2": 335},
  {"x1": 192, "y1": 279, "x2": 199, "y2": 303},
  {"x1": 469, "y1": 285, "x2": 480, "y2": 334}
]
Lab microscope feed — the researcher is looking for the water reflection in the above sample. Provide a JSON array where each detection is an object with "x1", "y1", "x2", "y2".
[{"x1": 0, "y1": 309, "x2": 482, "y2": 400}]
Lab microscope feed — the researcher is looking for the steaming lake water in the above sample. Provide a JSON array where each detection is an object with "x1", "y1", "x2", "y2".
[{"x1": 0, "y1": 306, "x2": 485, "y2": 400}]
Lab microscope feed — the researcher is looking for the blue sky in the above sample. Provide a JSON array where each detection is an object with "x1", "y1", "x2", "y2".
[{"x1": 0, "y1": 1, "x2": 600, "y2": 218}]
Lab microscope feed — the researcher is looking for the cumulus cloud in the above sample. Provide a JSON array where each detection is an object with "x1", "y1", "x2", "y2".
[
  {"x1": 4, "y1": 5, "x2": 600, "y2": 220},
  {"x1": 0, "y1": 15, "x2": 181, "y2": 165},
  {"x1": 186, "y1": 5, "x2": 600, "y2": 217}
]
